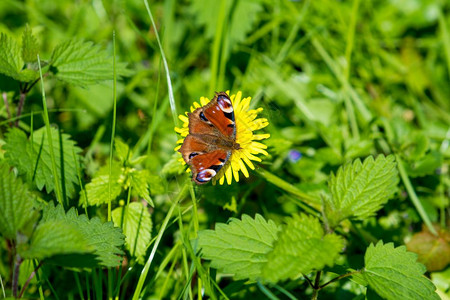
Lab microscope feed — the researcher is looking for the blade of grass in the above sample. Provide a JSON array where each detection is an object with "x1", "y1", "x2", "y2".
[
  {"x1": 342, "y1": 0, "x2": 361, "y2": 140},
  {"x1": 275, "y1": 0, "x2": 310, "y2": 64},
  {"x1": 439, "y1": 9, "x2": 450, "y2": 81},
  {"x1": 132, "y1": 182, "x2": 189, "y2": 300},
  {"x1": 257, "y1": 281, "x2": 280, "y2": 300},
  {"x1": 143, "y1": 0, "x2": 178, "y2": 126},
  {"x1": 255, "y1": 168, "x2": 320, "y2": 207},
  {"x1": 395, "y1": 154, "x2": 437, "y2": 236},
  {"x1": 343, "y1": 0, "x2": 360, "y2": 80},
  {"x1": 37, "y1": 54, "x2": 64, "y2": 207},
  {"x1": 74, "y1": 272, "x2": 85, "y2": 300},
  {"x1": 108, "y1": 31, "x2": 118, "y2": 222},
  {"x1": 176, "y1": 206, "x2": 193, "y2": 300},
  {"x1": 106, "y1": 31, "x2": 119, "y2": 300},
  {"x1": 311, "y1": 37, "x2": 372, "y2": 123},
  {"x1": 0, "y1": 274, "x2": 5, "y2": 298},
  {"x1": 209, "y1": 0, "x2": 227, "y2": 95}
]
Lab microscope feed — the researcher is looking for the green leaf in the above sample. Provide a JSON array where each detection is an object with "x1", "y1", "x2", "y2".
[
  {"x1": 228, "y1": 0, "x2": 263, "y2": 47},
  {"x1": 19, "y1": 220, "x2": 92, "y2": 260},
  {"x1": 129, "y1": 169, "x2": 154, "y2": 206},
  {"x1": 402, "y1": 132, "x2": 429, "y2": 161},
  {"x1": 363, "y1": 241, "x2": 440, "y2": 300},
  {"x1": 50, "y1": 39, "x2": 128, "y2": 87},
  {"x1": 261, "y1": 214, "x2": 344, "y2": 283},
  {"x1": 39, "y1": 204, "x2": 125, "y2": 267},
  {"x1": 112, "y1": 202, "x2": 152, "y2": 264},
  {"x1": 0, "y1": 162, "x2": 35, "y2": 239},
  {"x1": 325, "y1": 155, "x2": 399, "y2": 226},
  {"x1": 0, "y1": 32, "x2": 38, "y2": 82},
  {"x1": 115, "y1": 138, "x2": 130, "y2": 163},
  {"x1": 4, "y1": 127, "x2": 83, "y2": 199},
  {"x1": 197, "y1": 214, "x2": 281, "y2": 281},
  {"x1": 83, "y1": 162, "x2": 124, "y2": 206},
  {"x1": 404, "y1": 151, "x2": 443, "y2": 178},
  {"x1": 21, "y1": 25, "x2": 39, "y2": 63}
]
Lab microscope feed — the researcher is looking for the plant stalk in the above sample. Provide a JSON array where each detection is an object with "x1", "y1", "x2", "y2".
[{"x1": 12, "y1": 254, "x2": 23, "y2": 298}]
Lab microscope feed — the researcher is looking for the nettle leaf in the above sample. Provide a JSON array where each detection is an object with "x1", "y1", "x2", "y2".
[
  {"x1": 4, "y1": 127, "x2": 82, "y2": 199},
  {"x1": 363, "y1": 241, "x2": 440, "y2": 300},
  {"x1": 129, "y1": 169, "x2": 154, "y2": 206},
  {"x1": 0, "y1": 32, "x2": 38, "y2": 82},
  {"x1": 0, "y1": 162, "x2": 35, "y2": 239},
  {"x1": 112, "y1": 202, "x2": 152, "y2": 264},
  {"x1": 50, "y1": 39, "x2": 128, "y2": 87},
  {"x1": 262, "y1": 214, "x2": 344, "y2": 283},
  {"x1": 22, "y1": 25, "x2": 39, "y2": 63},
  {"x1": 197, "y1": 214, "x2": 280, "y2": 281},
  {"x1": 83, "y1": 162, "x2": 124, "y2": 206},
  {"x1": 39, "y1": 204, "x2": 125, "y2": 268},
  {"x1": 19, "y1": 220, "x2": 92, "y2": 260},
  {"x1": 325, "y1": 155, "x2": 399, "y2": 226}
]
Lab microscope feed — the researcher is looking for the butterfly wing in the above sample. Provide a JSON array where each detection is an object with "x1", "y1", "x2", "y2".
[
  {"x1": 188, "y1": 92, "x2": 236, "y2": 138},
  {"x1": 178, "y1": 134, "x2": 231, "y2": 184},
  {"x1": 179, "y1": 92, "x2": 236, "y2": 184},
  {"x1": 190, "y1": 150, "x2": 231, "y2": 184}
]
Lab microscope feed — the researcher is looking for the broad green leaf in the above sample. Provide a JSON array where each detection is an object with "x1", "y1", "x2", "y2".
[
  {"x1": 363, "y1": 241, "x2": 440, "y2": 300},
  {"x1": 112, "y1": 202, "x2": 152, "y2": 264},
  {"x1": 197, "y1": 214, "x2": 280, "y2": 281},
  {"x1": 83, "y1": 162, "x2": 124, "y2": 206},
  {"x1": 19, "y1": 220, "x2": 92, "y2": 260},
  {"x1": 21, "y1": 25, "x2": 39, "y2": 63},
  {"x1": 0, "y1": 162, "x2": 35, "y2": 239},
  {"x1": 325, "y1": 155, "x2": 399, "y2": 226},
  {"x1": 40, "y1": 204, "x2": 125, "y2": 267},
  {"x1": 4, "y1": 127, "x2": 82, "y2": 199},
  {"x1": 50, "y1": 39, "x2": 128, "y2": 87},
  {"x1": 261, "y1": 214, "x2": 344, "y2": 283},
  {"x1": 0, "y1": 32, "x2": 38, "y2": 82},
  {"x1": 129, "y1": 169, "x2": 154, "y2": 206}
]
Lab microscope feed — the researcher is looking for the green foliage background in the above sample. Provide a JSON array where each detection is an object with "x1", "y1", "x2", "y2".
[{"x1": 0, "y1": 0, "x2": 449, "y2": 299}]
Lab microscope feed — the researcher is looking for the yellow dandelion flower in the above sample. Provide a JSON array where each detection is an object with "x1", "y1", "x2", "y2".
[{"x1": 174, "y1": 91, "x2": 270, "y2": 185}]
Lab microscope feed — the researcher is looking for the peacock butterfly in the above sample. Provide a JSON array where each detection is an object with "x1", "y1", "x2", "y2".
[{"x1": 179, "y1": 92, "x2": 241, "y2": 184}]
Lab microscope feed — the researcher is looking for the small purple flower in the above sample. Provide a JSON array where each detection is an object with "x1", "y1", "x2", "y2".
[{"x1": 288, "y1": 150, "x2": 302, "y2": 163}]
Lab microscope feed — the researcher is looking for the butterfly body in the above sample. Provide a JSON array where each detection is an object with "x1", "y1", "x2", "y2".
[{"x1": 179, "y1": 92, "x2": 240, "y2": 184}]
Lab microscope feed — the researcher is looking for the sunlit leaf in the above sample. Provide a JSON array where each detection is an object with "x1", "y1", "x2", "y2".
[
  {"x1": 325, "y1": 155, "x2": 399, "y2": 226},
  {"x1": 112, "y1": 202, "x2": 152, "y2": 264},
  {"x1": 0, "y1": 162, "x2": 35, "y2": 239},
  {"x1": 262, "y1": 214, "x2": 344, "y2": 283},
  {"x1": 363, "y1": 241, "x2": 440, "y2": 300},
  {"x1": 197, "y1": 214, "x2": 280, "y2": 281}
]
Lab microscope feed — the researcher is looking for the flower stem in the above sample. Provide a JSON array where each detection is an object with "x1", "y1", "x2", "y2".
[
  {"x1": 12, "y1": 254, "x2": 23, "y2": 298},
  {"x1": 319, "y1": 270, "x2": 360, "y2": 290},
  {"x1": 311, "y1": 271, "x2": 321, "y2": 300}
]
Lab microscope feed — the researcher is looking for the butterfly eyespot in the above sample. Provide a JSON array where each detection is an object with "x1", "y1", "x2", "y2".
[
  {"x1": 196, "y1": 169, "x2": 216, "y2": 182},
  {"x1": 188, "y1": 152, "x2": 199, "y2": 159},
  {"x1": 199, "y1": 112, "x2": 209, "y2": 122},
  {"x1": 217, "y1": 95, "x2": 233, "y2": 113}
]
